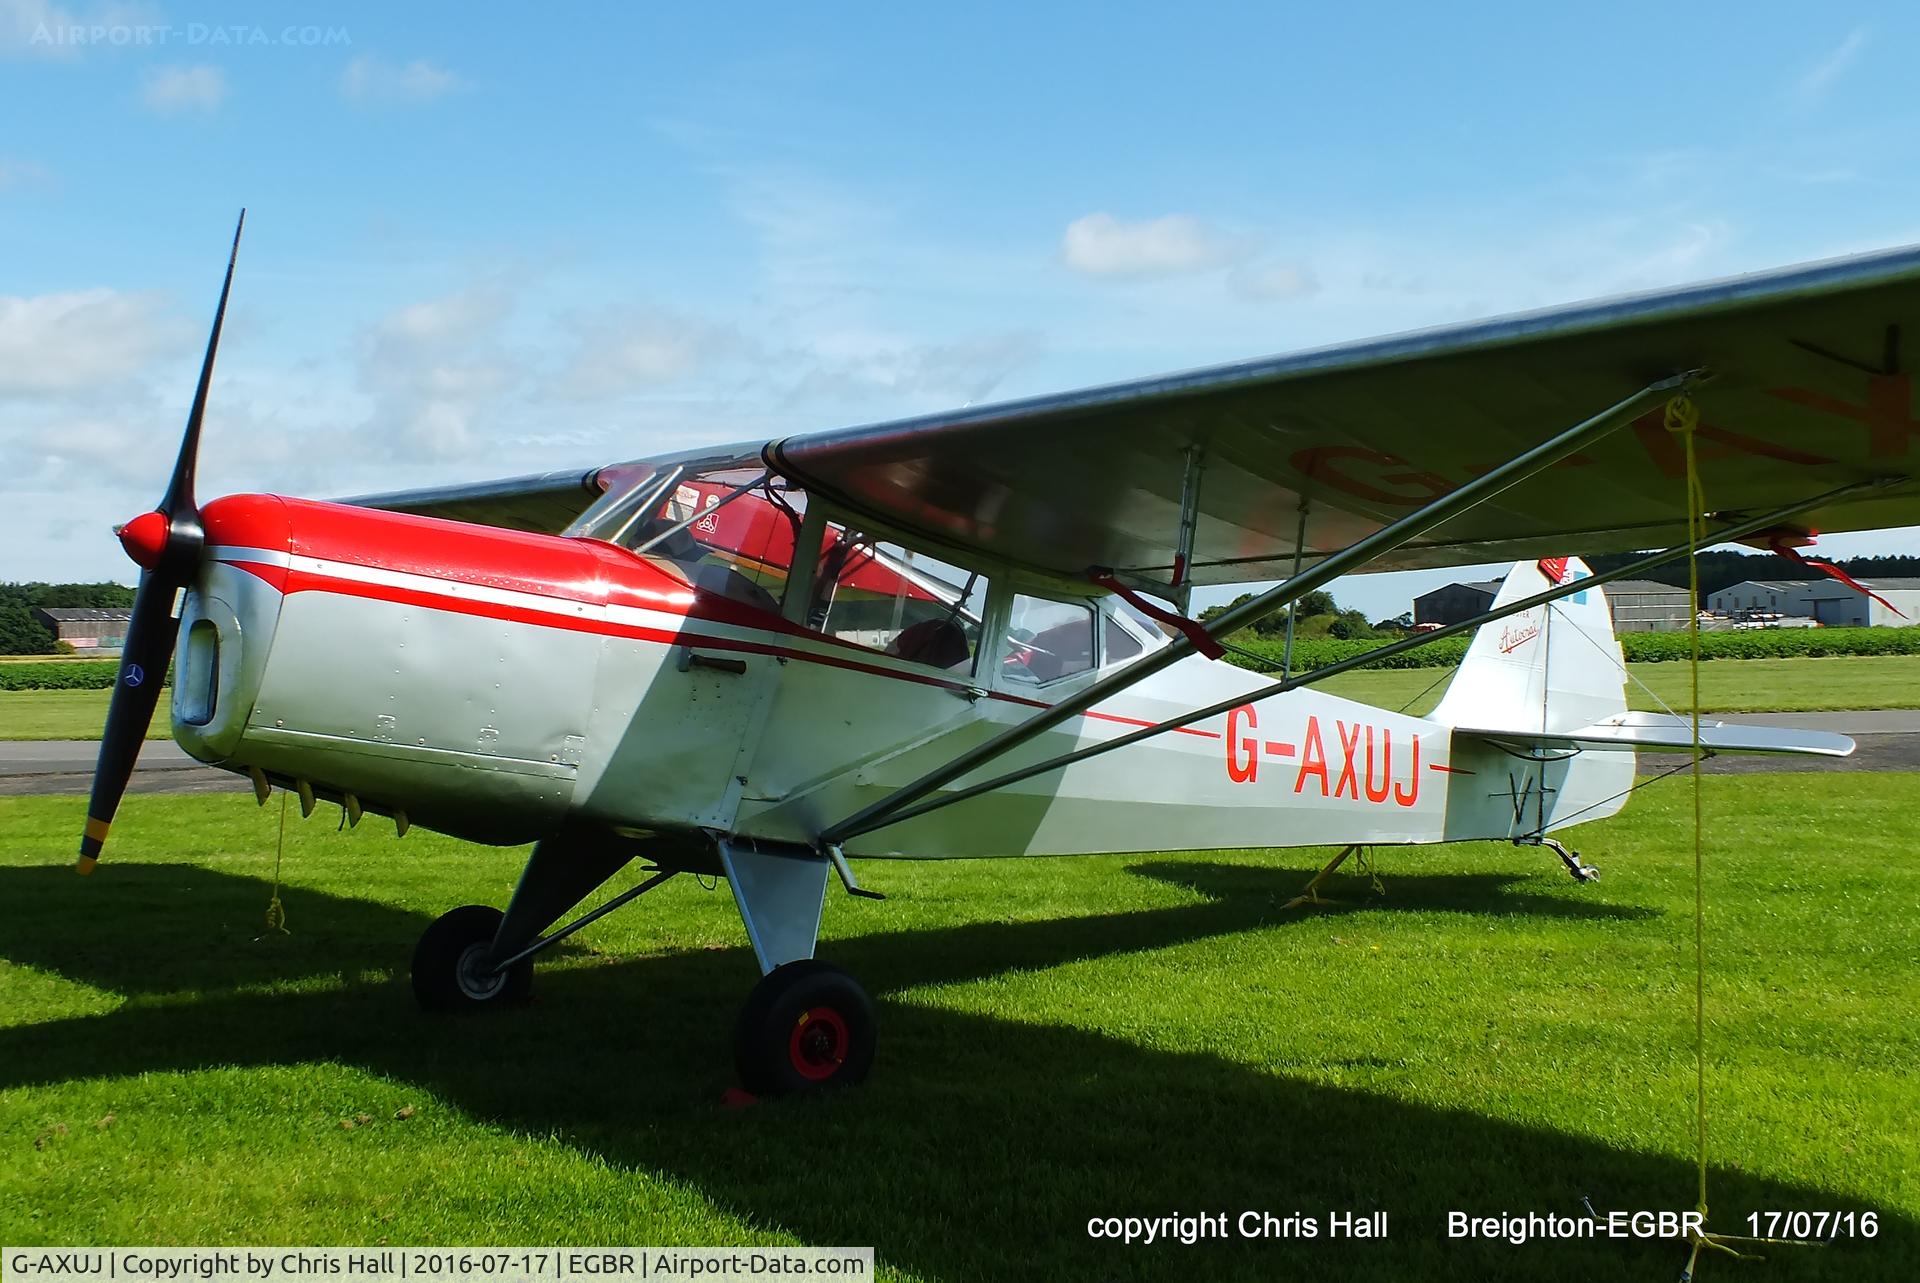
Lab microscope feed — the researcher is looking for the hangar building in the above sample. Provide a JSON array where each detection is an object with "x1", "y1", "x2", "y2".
[
  {"x1": 1708, "y1": 579, "x2": 1920, "y2": 627},
  {"x1": 32, "y1": 607, "x2": 131, "y2": 655},
  {"x1": 1413, "y1": 577, "x2": 1692, "y2": 632}
]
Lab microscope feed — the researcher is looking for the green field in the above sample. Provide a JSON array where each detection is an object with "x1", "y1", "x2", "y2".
[
  {"x1": 1314, "y1": 653, "x2": 1920, "y2": 716},
  {"x1": 2, "y1": 784, "x2": 1913, "y2": 1279},
  {"x1": 6, "y1": 653, "x2": 1920, "y2": 741},
  {"x1": 0, "y1": 689, "x2": 170, "y2": 740}
]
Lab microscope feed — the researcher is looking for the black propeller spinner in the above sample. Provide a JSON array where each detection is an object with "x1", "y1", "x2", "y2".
[{"x1": 80, "y1": 210, "x2": 246, "y2": 873}]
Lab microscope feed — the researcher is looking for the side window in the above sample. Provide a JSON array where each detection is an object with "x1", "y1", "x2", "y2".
[
  {"x1": 1002, "y1": 594, "x2": 1096, "y2": 685},
  {"x1": 811, "y1": 528, "x2": 987, "y2": 672},
  {"x1": 1103, "y1": 613, "x2": 1144, "y2": 664}
]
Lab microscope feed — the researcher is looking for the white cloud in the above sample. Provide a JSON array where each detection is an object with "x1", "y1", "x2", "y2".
[
  {"x1": 781, "y1": 331, "x2": 1039, "y2": 410},
  {"x1": 554, "y1": 308, "x2": 731, "y2": 401},
  {"x1": 1230, "y1": 262, "x2": 1318, "y2": 302},
  {"x1": 341, "y1": 55, "x2": 465, "y2": 104},
  {"x1": 356, "y1": 285, "x2": 519, "y2": 459},
  {"x1": 1795, "y1": 27, "x2": 1867, "y2": 103},
  {"x1": 140, "y1": 63, "x2": 226, "y2": 114},
  {"x1": 1062, "y1": 212, "x2": 1245, "y2": 279},
  {"x1": 0, "y1": 288, "x2": 185, "y2": 397},
  {"x1": 0, "y1": 157, "x2": 51, "y2": 189}
]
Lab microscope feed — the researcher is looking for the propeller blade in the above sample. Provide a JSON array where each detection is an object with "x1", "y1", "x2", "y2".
[
  {"x1": 78, "y1": 572, "x2": 181, "y2": 870},
  {"x1": 78, "y1": 210, "x2": 246, "y2": 874},
  {"x1": 161, "y1": 208, "x2": 245, "y2": 522}
]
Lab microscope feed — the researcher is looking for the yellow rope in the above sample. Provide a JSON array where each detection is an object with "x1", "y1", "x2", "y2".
[
  {"x1": 1664, "y1": 393, "x2": 1708, "y2": 1222},
  {"x1": 264, "y1": 789, "x2": 289, "y2": 934}
]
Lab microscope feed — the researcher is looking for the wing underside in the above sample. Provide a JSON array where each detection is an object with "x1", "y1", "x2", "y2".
[
  {"x1": 771, "y1": 245, "x2": 1920, "y2": 591},
  {"x1": 337, "y1": 247, "x2": 1920, "y2": 581}
]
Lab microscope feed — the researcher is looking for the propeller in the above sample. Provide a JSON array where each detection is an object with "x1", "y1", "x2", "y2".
[{"x1": 79, "y1": 210, "x2": 246, "y2": 874}]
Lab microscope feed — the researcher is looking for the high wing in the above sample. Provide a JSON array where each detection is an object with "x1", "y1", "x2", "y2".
[
  {"x1": 340, "y1": 467, "x2": 607, "y2": 533},
  {"x1": 343, "y1": 245, "x2": 1920, "y2": 592},
  {"x1": 769, "y1": 245, "x2": 1920, "y2": 591}
]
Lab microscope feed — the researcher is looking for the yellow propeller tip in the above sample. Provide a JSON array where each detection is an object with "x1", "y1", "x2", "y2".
[{"x1": 75, "y1": 855, "x2": 98, "y2": 876}]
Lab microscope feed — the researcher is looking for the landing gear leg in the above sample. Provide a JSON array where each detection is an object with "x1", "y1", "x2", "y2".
[
  {"x1": 1283, "y1": 843, "x2": 1361, "y2": 909},
  {"x1": 718, "y1": 837, "x2": 875, "y2": 1094}
]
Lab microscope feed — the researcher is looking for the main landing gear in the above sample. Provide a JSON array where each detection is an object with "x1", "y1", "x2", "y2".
[
  {"x1": 412, "y1": 904, "x2": 533, "y2": 1009},
  {"x1": 735, "y1": 960, "x2": 877, "y2": 1094},
  {"x1": 407, "y1": 827, "x2": 878, "y2": 1095}
]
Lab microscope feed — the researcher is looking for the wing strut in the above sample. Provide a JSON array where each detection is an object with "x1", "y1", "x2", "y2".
[
  {"x1": 821, "y1": 474, "x2": 1895, "y2": 843},
  {"x1": 816, "y1": 371, "x2": 1704, "y2": 848}
]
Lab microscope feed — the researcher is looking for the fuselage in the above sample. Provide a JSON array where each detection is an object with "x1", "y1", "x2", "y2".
[{"x1": 173, "y1": 490, "x2": 1618, "y2": 860}]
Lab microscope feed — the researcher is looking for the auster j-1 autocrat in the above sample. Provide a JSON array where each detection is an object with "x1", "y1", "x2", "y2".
[{"x1": 80, "y1": 213, "x2": 1920, "y2": 1094}]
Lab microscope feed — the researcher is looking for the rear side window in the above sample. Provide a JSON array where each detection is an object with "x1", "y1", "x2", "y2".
[
  {"x1": 1002, "y1": 595, "x2": 1096, "y2": 685},
  {"x1": 1103, "y1": 614, "x2": 1144, "y2": 664}
]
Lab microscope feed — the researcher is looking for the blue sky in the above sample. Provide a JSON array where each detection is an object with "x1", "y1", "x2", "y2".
[{"x1": 4, "y1": 2, "x2": 1919, "y2": 617}]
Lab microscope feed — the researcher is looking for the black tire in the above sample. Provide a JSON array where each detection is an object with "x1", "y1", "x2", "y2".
[
  {"x1": 411, "y1": 904, "x2": 532, "y2": 1012},
  {"x1": 733, "y1": 960, "x2": 877, "y2": 1095}
]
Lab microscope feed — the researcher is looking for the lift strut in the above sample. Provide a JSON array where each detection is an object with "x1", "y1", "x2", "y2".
[{"x1": 818, "y1": 372, "x2": 1708, "y2": 847}]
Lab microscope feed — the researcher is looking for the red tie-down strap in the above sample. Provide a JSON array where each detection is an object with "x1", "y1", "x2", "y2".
[
  {"x1": 1744, "y1": 525, "x2": 1908, "y2": 619},
  {"x1": 1089, "y1": 571, "x2": 1227, "y2": 659},
  {"x1": 1767, "y1": 541, "x2": 1908, "y2": 619}
]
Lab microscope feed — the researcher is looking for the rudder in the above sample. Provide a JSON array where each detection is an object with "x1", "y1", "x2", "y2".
[{"x1": 1432, "y1": 557, "x2": 1627, "y2": 735}]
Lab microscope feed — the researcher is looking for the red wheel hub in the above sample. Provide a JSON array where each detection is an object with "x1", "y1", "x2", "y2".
[{"x1": 788, "y1": 1005, "x2": 850, "y2": 1081}]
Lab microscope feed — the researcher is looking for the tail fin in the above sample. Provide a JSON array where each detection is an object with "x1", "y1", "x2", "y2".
[
  {"x1": 1432, "y1": 557, "x2": 1636, "y2": 841},
  {"x1": 1432, "y1": 557, "x2": 1626, "y2": 734}
]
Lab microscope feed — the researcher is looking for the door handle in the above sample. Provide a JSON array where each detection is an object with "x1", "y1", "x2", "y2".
[{"x1": 675, "y1": 646, "x2": 748, "y2": 676}]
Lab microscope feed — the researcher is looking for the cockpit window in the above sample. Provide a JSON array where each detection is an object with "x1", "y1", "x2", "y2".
[
  {"x1": 570, "y1": 465, "x2": 807, "y2": 615},
  {"x1": 810, "y1": 528, "x2": 986, "y2": 673},
  {"x1": 1001, "y1": 593, "x2": 1096, "y2": 685}
]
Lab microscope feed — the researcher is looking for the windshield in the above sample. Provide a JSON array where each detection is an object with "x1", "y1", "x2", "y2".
[{"x1": 571, "y1": 464, "x2": 808, "y2": 613}]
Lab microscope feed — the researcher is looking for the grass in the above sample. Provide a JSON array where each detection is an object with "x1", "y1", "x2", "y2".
[
  {"x1": 1, "y1": 783, "x2": 1914, "y2": 1280},
  {"x1": 6, "y1": 654, "x2": 1920, "y2": 741},
  {"x1": 0, "y1": 690, "x2": 169, "y2": 740},
  {"x1": 1313, "y1": 653, "x2": 1920, "y2": 717}
]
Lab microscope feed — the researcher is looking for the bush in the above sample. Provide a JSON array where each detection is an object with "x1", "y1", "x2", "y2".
[
  {"x1": 1223, "y1": 625, "x2": 1920, "y2": 673},
  {"x1": 1621, "y1": 626, "x2": 1920, "y2": 662},
  {"x1": 0, "y1": 661, "x2": 162, "y2": 691},
  {"x1": 1225, "y1": 634, "x2": 1470, "y2": 673}
]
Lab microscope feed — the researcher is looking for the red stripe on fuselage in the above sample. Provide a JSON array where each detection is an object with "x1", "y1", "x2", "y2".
[{"x1": 203, "y1": 493, "x2": 1223, "y2": 741}]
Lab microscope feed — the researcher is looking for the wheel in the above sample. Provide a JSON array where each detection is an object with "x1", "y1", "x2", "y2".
[
  {"x1": 733, "y1": 960, "x2": 877, "y2": 1095},
  {"x1": 411, "y1": 904, "x2": 532, "y2": 1012}
]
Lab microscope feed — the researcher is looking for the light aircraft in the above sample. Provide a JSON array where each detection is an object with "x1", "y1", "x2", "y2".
[{"x1": 82, "y1": 213, "x2": 1919, "y2": 1094}]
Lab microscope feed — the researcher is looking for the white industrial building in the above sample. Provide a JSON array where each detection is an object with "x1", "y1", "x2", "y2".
[{"x1": 1708, "y1": 578, "x2": 1920, "y2": 627}]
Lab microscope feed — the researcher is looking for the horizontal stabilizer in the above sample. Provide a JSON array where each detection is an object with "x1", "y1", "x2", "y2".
[{"x1": 1454, "y1": 711, "x2": 1854, "y2": 757}]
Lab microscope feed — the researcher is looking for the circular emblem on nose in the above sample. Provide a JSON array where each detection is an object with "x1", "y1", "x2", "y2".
[{"x1": 125, "y1": 664, "x2": 145, "y2": 688}]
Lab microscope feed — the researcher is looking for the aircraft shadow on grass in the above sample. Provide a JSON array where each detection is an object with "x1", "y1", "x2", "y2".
[{"x1": 0, "y1": 859, "x2": 1906, "y2": 1282}]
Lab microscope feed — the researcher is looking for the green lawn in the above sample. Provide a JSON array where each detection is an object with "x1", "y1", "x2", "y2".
[
  {"x1": 0, "y1": 690, "x2": 169, "y2": 740},
  {"x1": 7, "y1": 653, "x2": 1920, "y2": 741},
  {"x1": 1314, "y1": 653, "x2": 1920, "y2": 716},
  {"x1": 1, "y1": 783, "x2": 1913, "y2": 1279}
]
